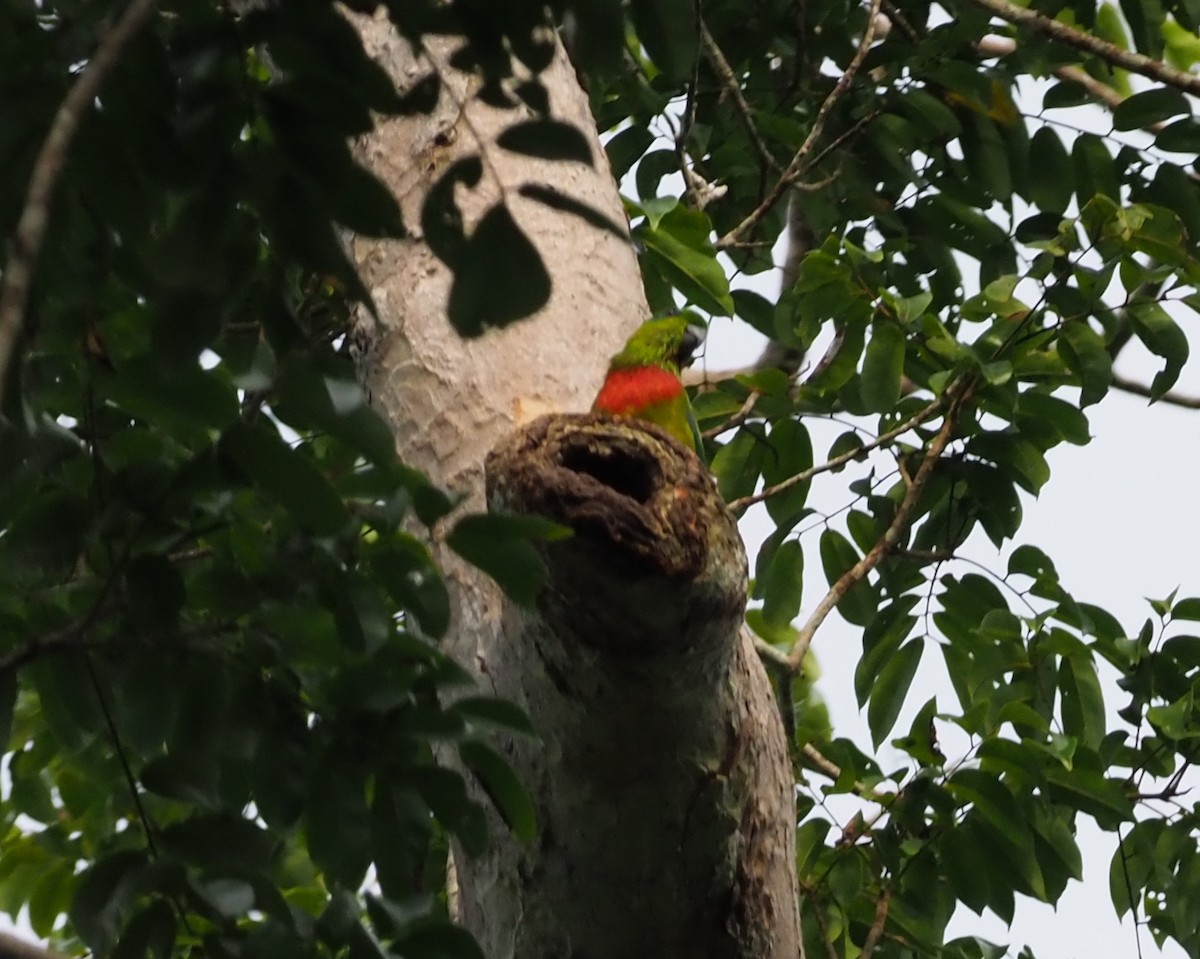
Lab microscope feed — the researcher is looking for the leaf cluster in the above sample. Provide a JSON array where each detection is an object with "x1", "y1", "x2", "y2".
[{"x1": 0, "y1": 3, "x2": 555, "y2": 957}]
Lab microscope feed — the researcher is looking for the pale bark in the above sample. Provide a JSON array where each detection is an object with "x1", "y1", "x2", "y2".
[
  {"x1": 480, "y1": 414, "x2": 799, "y2": 959},
  {"x1": 347, "y1": 10, "x2": 799, "y2": 957}
]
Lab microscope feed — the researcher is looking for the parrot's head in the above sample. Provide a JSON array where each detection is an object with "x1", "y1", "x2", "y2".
[{"x1": 609, "y1": 312, "x2": 706, "y2": 375}]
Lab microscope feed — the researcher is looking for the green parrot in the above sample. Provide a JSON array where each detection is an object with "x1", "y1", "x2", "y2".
[{"x1": 592, "y1": 313, "x2": 705, "y2": 453}]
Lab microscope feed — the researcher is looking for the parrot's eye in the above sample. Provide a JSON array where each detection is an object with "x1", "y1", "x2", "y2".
[{"x1": 678, "y1": 324, "x2": 705, "y2": 368}]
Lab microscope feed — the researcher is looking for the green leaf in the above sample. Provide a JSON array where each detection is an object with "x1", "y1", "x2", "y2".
[
  {"x1": 1072, "y1": 133, "x2": 1119, "y2": 204},
  {"x1": 111, "y1": 900, "x2": 175, "y2": 959},
  {"x1": 70, "y1": 851, "x2": 149, "y2": 956},
  {"x1": 1171, "y1": 597, "x2": 1200, "y2": 621},
  {"x1": 1113, "y1": 87, "x2": 1191, "y2": 130},
  {"x1": 606, "y1": 125, "x2": 654, "y2": 179},
  {"x1": 1120, "y1": 0, "x2": 1165, "y2": 58},
  {"x1": 868, "y1": 639, "x2": 922, "y2": 748},
  {"x1": 0, "y1": 670, "x2": 14, "y2": 752},
  {"x1": 630, "y1": 0, "x2": 698, "y2": 81},
  {"x1": 1059, "y1": 655, "x2": 1106, "y2": 749},
  {"x1": 370, "y1": 537, "x2": 451, "y2": 638},
  {"x1": 451, "y1": 697, "x2": 537, "y2": 736},
  {"x1": 395, "y1": 921, "x2": 486, "y2": 959},
  {"x1": 949, "y1": 769, "x2": 1031, "y2": 853},
  {"x1": 1127, "y1": 300, "x2": 1189, "y2": 400},
  {"x1": 898, "y1": 89, "x2": 962, "y2": 139},
  {"x1": 125, "y1": 553, "x2": 185, "y2": 634},
  {"x1": 711, "y1": 428, "x2": 766, "y2": 504},
  {"x1": 447, "y1": 513, "x2": 570, "y2": 607},
  {"x1": 220, "y1": 422, "x2": 353, "y2": 536},
  {"x1": 306, "y1": 759, "x2": 373, "y2": 889},
  {"x1": 819, "y1": 529, "x2": 877, "y2": 626},
  {"x1": 1017, "y1": 392, "x2": 1091, "y2": 446},
  {"x1": 1008, "y1": 544, "x2": 1058, "y2": 582},
  {"x1": 448, "y1": 205, "x2": 551, "y2": 336},
  {"x1": 1057, "y1": 322, "x2": 1112, "y2": 406},
  {"x1": 760, "y1": 418, "x2": 813, "y2": 526},
  {"x1": 103, "y1": 359, "x2": 239, "y2": 441},
  {"x1": 861, "y1": 321, "x2": 905, "y2": 412},
  {"x1": 1044, "y1": 766, "x2": 1133, "y2": 826},
  {"x1": 276, "y1": 354, "x2": 398, "y2": 467},
  {"x1": 760, "y1": 539, "x2": 804, "y2": 628},
  {"x1": 1027, "y1": 127, "x2": 1074, "y2": 213},
  {"x1": 968, "y1": 434, "x2": 1050, "y2": 495},
  {"x1": 497, "y1": 119, "x2": 593, "y2": 165},
  {"x1": 459, "y1": 739, "x2": 537, "y2": 842},
  {"x1": 638, "y1": 206, "x2": 734, "y2": 315}
]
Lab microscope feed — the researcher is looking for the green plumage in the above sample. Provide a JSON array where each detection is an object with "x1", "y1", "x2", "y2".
[{"x1": 593, "y1": 313, "x2": 706, "y2": 454}]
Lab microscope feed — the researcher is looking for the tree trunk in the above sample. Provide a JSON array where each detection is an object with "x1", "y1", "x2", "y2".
[{"x1": 347, "y1": 11, "x2": 800, "y2": 957}]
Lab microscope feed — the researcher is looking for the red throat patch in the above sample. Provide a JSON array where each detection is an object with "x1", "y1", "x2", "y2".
[{"x1": 592, "y1": 366, "x2": 684, "y2": 415}]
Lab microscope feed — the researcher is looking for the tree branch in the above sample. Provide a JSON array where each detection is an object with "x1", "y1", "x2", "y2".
[
  {"x1": 717, "y1": 0, "x2": 884, "y2": 248},
  {"x1": 1111, "y1": 374, "x2": 1200, "y2": 409},
  {"x1": 859, "y1": 886, "x2": 892, "y2": 959},
  {"x1": 0, "y1": 931, "x2": 69, "y2": 959},
  {"x1": 786, "y1": 393, "x2": 963, "y2": 670},
  {"x1": 0, "y1": 0, "x2": 158, "y2": 408},
  {"x1": 960, "y1": 0, "x2": 1200, "y2": 97},
  {"x1": 726, "y1": 396, "x2": 943, "y2": 512}
]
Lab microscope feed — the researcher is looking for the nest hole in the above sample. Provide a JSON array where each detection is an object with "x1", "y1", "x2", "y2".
[{"x1": 561, "y1": 443, "x2": 658, "y2": 504}]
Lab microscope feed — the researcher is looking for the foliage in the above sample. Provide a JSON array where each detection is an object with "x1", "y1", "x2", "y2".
[
  {"x1": 592, "y1": 0, "x2": 1200, "y2": 956},
  {"x1": 4, "y1": 0, "x2": 1200, "y2": 957},
  {"x1": 0, "y1": 2, "x2": 546, "y2": 957}
]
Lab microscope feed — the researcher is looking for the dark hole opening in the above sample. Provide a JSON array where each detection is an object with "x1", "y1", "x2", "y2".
[{"x1": 561, "y1": 444, "x2": 657, "y2": 503}]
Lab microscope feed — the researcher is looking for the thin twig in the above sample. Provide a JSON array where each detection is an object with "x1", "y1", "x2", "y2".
[
  {"x1": 699, "y1": 22, "x2": 783, "y2": 173},
  {"x1": 1111, "y1": 374, "x2": 1200, "y2": 409},
  {"x1": 726, "y1": 397, "x2": 943, "y2": 512},
  {"x1": 859, "y1": 886, "x2": 892, "y2": 959},
  {"x1": 0, "y1": 598, "x2": 118, "y2": 676},
  {"x1": 786, "y1": 392, "x2": 963, "y2": 670},
  {"x1": 800, "y1": 742, "x2": 882, "y2": 801},
  {"x1": 960, "y1": 0, "x2": 1200, "y2": 97},
  {"x1": 700, "y1": 389, "x2": 761, "y2": 439},
  {"x1": 0, "y1": 0, "x2": 159, "y2": 406},
  {"x1": 753, "y1": 632, "x2": 794, "y2": 670},
  {"x1": 717, "y1": 0, "x2": 884, "y2": 248}
]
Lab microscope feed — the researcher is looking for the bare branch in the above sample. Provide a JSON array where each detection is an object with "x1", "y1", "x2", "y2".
[
  {"x1": 726, "y1": 396, "x2": 943, "y2": 513},
  {"x1": 799, "y1": 742, "x2": 886, "y2": 802},
  {"x1": 0, "y1": 931, "x2": 70, "y2": 959},
  {"x1": 960, "y1": 0, "x2": 1200, "y2": 97},
  {"x1": 1112, "y1": 374, "x2": 1200, "y2": 409},
  {"x1": 0, "y1": 0, "x2": 159, "y2": 407},
  {"x1": 859, "y1": 886, "x2": 893, "y2": 959},
  {"x1": 786, "y1": 392, "x2": 963, "y2": 670},
  {"x1": 717, "y1": 0, "x2": 885, "y2": 248}
]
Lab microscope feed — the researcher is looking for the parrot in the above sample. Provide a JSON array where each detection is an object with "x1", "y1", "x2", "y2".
[{"x1": 592, "y1": 313, "x2": 705, "y2": 453}]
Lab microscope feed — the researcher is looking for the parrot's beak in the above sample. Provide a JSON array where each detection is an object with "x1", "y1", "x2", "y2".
[{"x1": 679, "y1": 322, "x2": 706, "y2": 369}]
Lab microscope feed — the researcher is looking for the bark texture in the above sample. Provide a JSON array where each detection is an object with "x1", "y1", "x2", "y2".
[
  {"x1": 479, "y1": 414, "x2": 799, "y2": 959},
  {"x1": 345, "y1": 11, "x2": 799, "y2": 957},
  {"x1": 349, "y1": 10, "x2": 643, "y2": 655}
]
